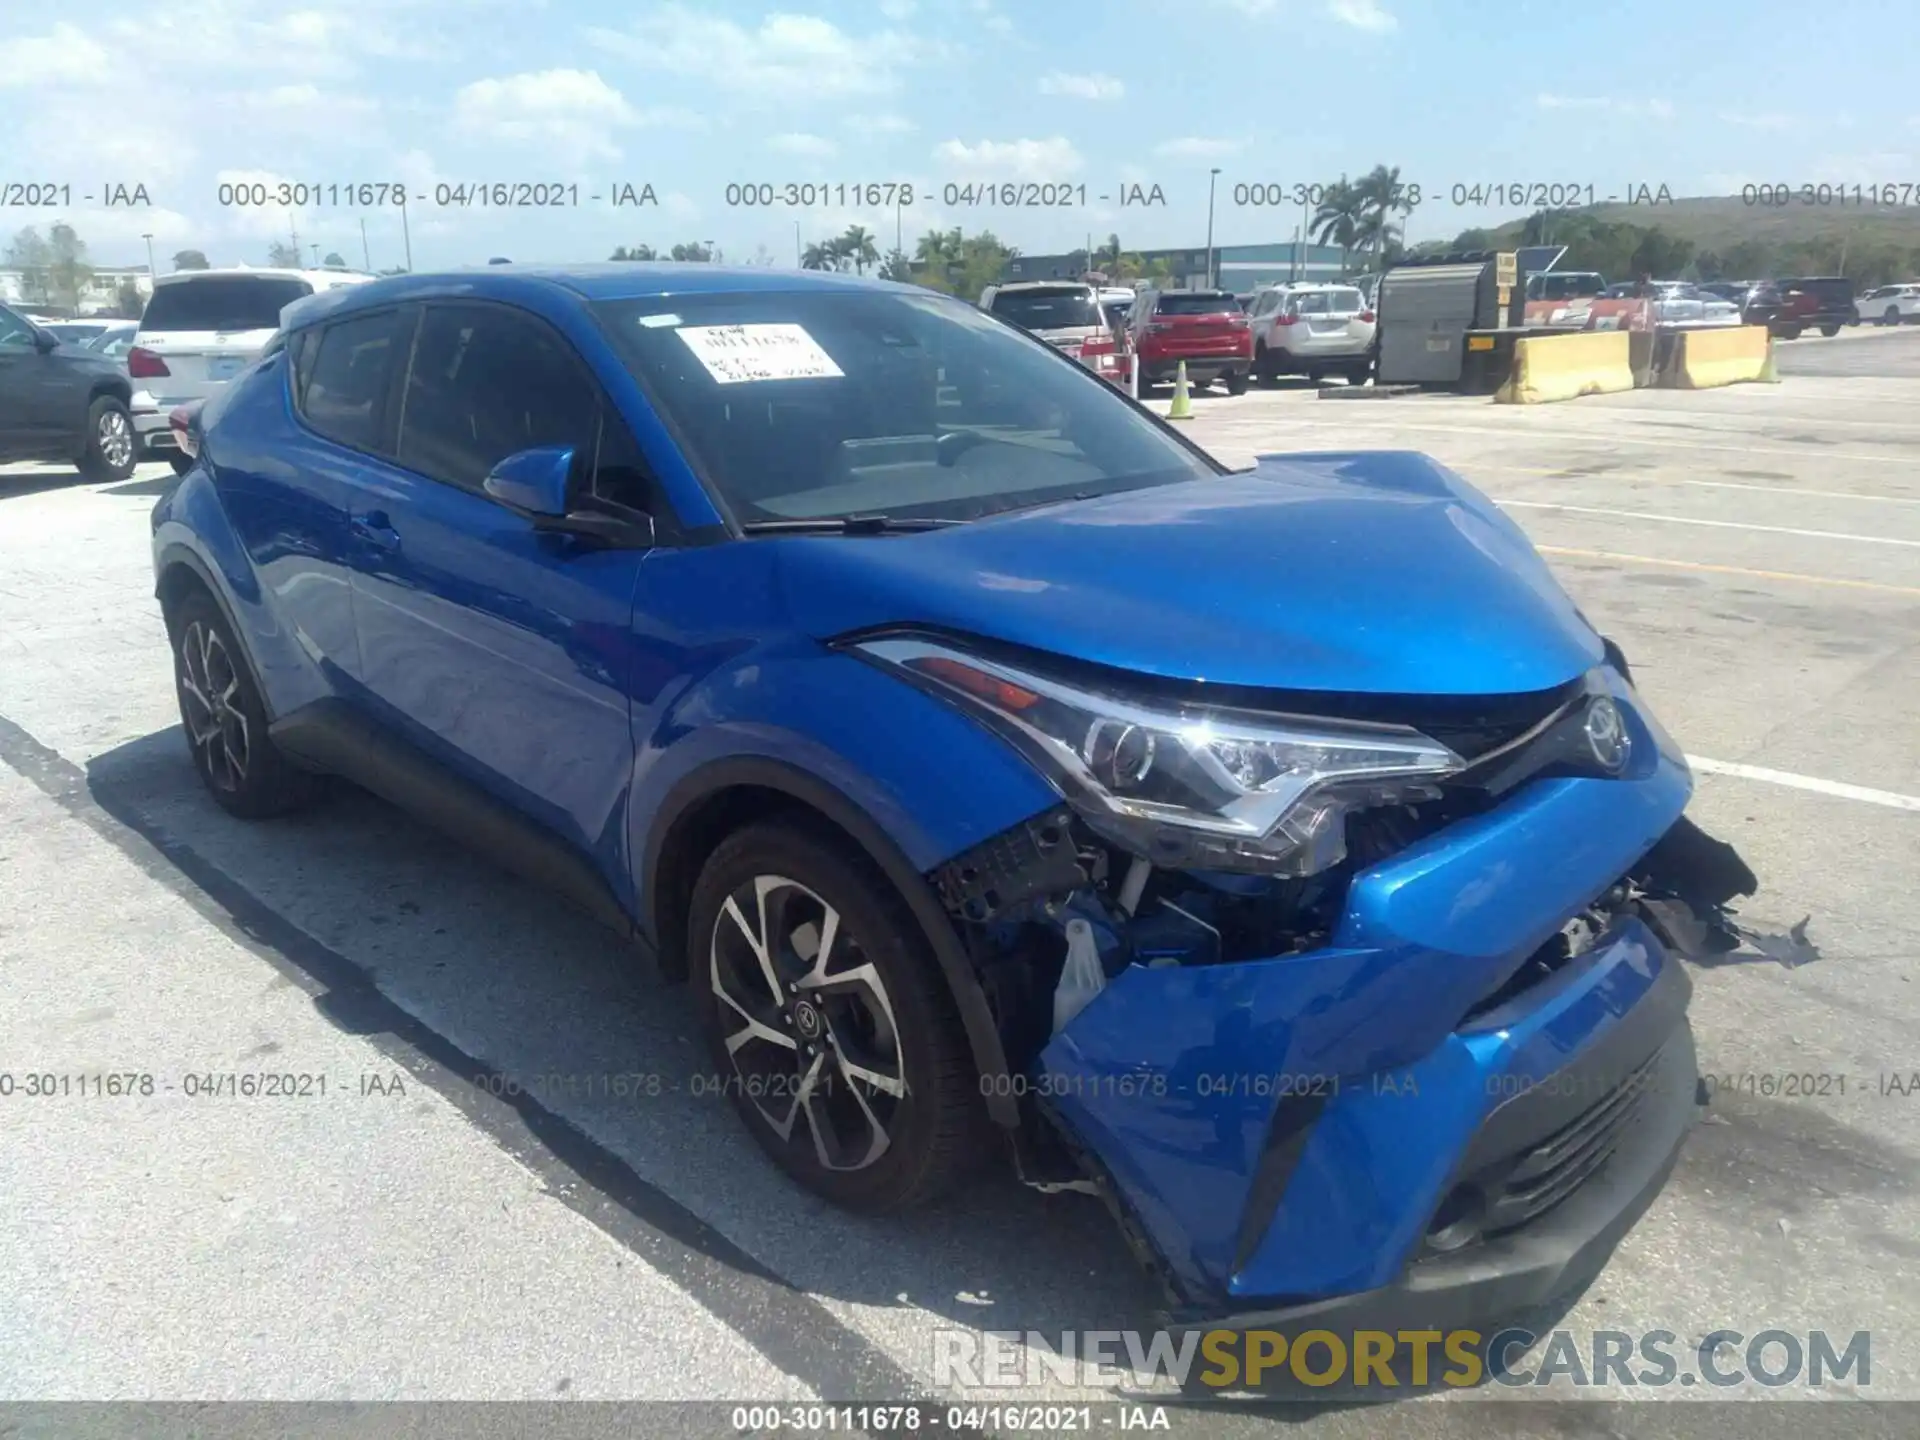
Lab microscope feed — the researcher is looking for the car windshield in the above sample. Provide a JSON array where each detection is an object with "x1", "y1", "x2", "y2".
[
  {"x1": 590, "y1": 288, "x2": 1220, "y2": 525},
  {"x1": 141, "y1": 276, "x2": 314, "y2": 333},
  {"x1": 1155, "y1": 293, "x2": 1237, "y2": 315},
  {"x1": 990, "y1": 288, "x2": 1101, "y2": 330}
]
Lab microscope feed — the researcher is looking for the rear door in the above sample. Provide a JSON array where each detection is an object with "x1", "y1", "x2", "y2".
[
  {"x1": 1293, "y1": 286, "x2": 1370, "y2": 353},
  {"x1": 135, "y1": 275, "x2": 315, "y2": 405}
]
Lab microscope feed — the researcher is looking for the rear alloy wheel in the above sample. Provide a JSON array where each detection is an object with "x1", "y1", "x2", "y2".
[
  {"x1": 169, "y1": 588, "x2": 322, "y2": 819},
  {"x1": 78, "y1": 396, "x2": 137, "y2": 482},
  {"x1": 690, "y1": 821, "x2": 987, "y2": 1213}
]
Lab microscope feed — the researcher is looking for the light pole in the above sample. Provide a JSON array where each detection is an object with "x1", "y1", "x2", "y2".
[
  {"x1": 1205, "y1": 167, "x2": 1222, "y2": 289},
  {"x1": 141, "y1": 232, "x2": 156, "y2": 281},
  {"x1": 310, "y1": 243, "x2": 320, "y2": 267},
  {"x1": 360, "y1": 217, "x2": 371, "y2": 271}
]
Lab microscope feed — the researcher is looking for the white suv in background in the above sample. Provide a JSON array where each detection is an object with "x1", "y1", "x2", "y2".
[
  {"x1": 1857, "y1": 284, "x2": 1920, "y2": 326},
  {"x1": 129, "y1": 267, "x2": 373, "y2": 470},
  {"x1": 1246, "y1": 283, "x2": 1376, "y2": 385}
]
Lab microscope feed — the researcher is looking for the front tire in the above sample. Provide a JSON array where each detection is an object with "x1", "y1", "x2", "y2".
[
  {"x1": 1820, "y1": 323, "x2": 1841, "y2": 337},
  {"x1": 689, "y1": 820, "x2": 988, "y2": 1213},
  {"x1": 1224, "y1": 369, "x2": 1248, "y2": 396},
  {"x1": 168, "y1": 588, "x2": 322, "y2": 819},
  {"x1": 78, "y1": 396, "x2": 137, "y2": 482},
  {"x1": 1885, "y1": 307, "x2": 1902, "y2": 327}
]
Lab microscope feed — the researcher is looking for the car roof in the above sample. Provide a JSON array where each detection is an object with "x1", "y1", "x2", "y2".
[
  {"x1": 152, "y1": 266, "x2": 374, "y2": 288},
  {"x1": 991, "y1": 280, "x2": 1096, "y2": 293},
  {"x1": 277, "y1": 262, "x2": 924, "y2": 333}
]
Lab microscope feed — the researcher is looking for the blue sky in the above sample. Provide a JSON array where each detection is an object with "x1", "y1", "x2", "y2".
[{"x1": 4, "y1": 0, "x2": 1917, "y2": 271}]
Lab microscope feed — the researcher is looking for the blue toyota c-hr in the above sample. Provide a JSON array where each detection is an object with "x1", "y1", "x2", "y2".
[{"x1": 153, "y1": 263, "x2": 1740, "y2": 1340}]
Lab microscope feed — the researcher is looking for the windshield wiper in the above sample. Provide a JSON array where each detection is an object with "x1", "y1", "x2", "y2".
[{"x1": 738, "y1": 514, "x2": 967, "y2": 535}]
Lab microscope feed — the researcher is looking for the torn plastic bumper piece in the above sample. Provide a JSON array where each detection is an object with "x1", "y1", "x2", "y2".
[{"x1": 1036, "y1": 723, "x2": 1699, "y2": 1318}]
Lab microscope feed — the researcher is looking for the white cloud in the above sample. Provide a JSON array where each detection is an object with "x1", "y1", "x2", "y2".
[
  {"x1": 0, "y1": 22, "x2": 110, "y2": 80},
  {"x1": 847, "y1": 112, "x2": 917, "y2": 134},
  {"x1": 769, "y1": 132, "x2": 838, "y2": 158},
  {"x1": 970, "y1": 0, "x2": 1016, "y2": 34},
  {"x1": 587, "y1": 6, "x2": 934, "y2": 100},
  {"x1": 452, "y1": 69, "x2": 640, "y2": 164},
  {"x1": 1535, "y1": 94, "x2": 1672, "y2": 118},
  {"x1": 1039, "y1": 71, "x2": 1125, "y2": 100},
  {"x1": 1719, "y1": 111, "x2": 1795, "y2": 131},
  {"x1": 933, "y1": 137, "x2": 1084, "y2": 179},
  {"x1": 1154, "y1": 136, "x2": 1243, "y2": 158},
  {"x1": 1328, "y1": 0, "x2": 1396, "y2": 31}
]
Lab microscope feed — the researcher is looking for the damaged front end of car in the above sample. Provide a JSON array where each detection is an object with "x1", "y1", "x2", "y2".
[{"x1": 853, "y1": 630, "x2": 1760, "y2": 1329}]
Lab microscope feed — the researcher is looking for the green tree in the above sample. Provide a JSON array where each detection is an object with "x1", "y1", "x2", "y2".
[
  {"x1": 172, "y1": 249, "x2": 210, "y2": 271},
  {"x1": 800, "y1": 241, "x2": 837, "y2": 271},
  {"x1": 1450, "y1": 227, "x2": 1494, "y2": 251},
  {"x1": 3, "y1": 226, "x2": 54, "y2": 304},
  {"x1": 610, "y1": 244, "x2": 659, "y2": 260},
  {"x1": 1309, "y1": 178, "x2": 1364, "y2": 273},
  {"x1": 46, "y1": 222, "x2": 93, "y2": 309},
  {"x1": 267, "y1": 240, "x2": 302, "y2": 267},
  {"x1": 879, "y1": 248, "x2": 914, "y2": 282},
  {"x1": 1718, "y1": 238, "x2": 1775, "y2": 282},
  {"x1": 114, "y1": 280, "x2": 145, "y2": 317},
  {"x1": 1627, "y1": 227, "x2": 1694, "y2": 279},
  {"x1": 1352, "y1": 165, "x2": 1414, "y2": 272},
  {"x1": 669, "y1": 242, "x2": 713, "y2": 262},
  {"x1": 914, "y1": 226, "x2": 963, "y2": 268},
  {"x1": 322, "y1": 251, "x2": 347, "y2": 268},
  {"x1": 838, "y1": 225, "x2": 879, "y2": 275}
]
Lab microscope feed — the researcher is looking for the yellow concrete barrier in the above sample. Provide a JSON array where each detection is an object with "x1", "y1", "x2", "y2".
[
  {"x1": 1670, "y1": 324, "x2": 1772, "y2": 388},
  {"x1": 1494, "y1": 331, "x2": 1634, "y2": 404}
]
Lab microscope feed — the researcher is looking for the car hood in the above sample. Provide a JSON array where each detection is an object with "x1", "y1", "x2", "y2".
[{"x1": 778, "y1": 451, "x2": 1603, "y2": 696}]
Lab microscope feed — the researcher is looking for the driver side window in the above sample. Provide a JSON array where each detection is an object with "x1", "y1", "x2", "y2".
[
  {"x1": 0, "y1": 307, "x2": 37, "y2": 349},
  {"x1": 397, "y1": 303, "x2": 602, "y2": 493}
]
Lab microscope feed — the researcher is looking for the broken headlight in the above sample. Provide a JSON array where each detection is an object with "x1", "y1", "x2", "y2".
[{"x1": 855, "y1": 636, "x2": 1465, "y2": 876}]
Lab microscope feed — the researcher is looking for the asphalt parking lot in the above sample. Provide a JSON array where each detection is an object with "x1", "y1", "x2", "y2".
[{"x1": 2, "y1": 327, "x2": 1916, "y2": 1435}]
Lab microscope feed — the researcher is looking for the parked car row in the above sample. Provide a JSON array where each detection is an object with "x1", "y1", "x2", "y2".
[{"x1": 1521, "y1": 271, "x2": 1890, "y2": 339}]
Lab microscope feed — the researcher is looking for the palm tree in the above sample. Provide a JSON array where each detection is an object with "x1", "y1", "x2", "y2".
[
  {"x1": 1354, "y1": 165, "x2": 1416, "y2": 273},
  {"x1": 610, "y1": 244, "x2": 659, "y2": 261},
  {"x1": 800, "y1": 241, "x2": 836, "y2": 271},
  {"x1": 914, "y1": 227, "x2": 962, "y2": 268},
  {"x1": 839, "y1": 225, "x2": 880, "y2": 275},
  {"x1": 1310, "y1": 177, "x2": 1363, "y2": 275}
]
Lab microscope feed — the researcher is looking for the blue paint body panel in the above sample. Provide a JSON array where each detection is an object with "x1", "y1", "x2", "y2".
[{"x1": 152, "y1": 264, "x2": 1703, "y2": 1317}]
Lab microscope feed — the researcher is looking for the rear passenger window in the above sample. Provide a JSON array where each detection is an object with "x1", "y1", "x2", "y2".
[{"x1": 300, "y1": 310, "x2": 405, "y2": 453}]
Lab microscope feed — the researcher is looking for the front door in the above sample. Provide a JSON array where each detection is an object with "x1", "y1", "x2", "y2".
[{"x1": 344, "y1": 299, "x2": 649, "y2": 877}]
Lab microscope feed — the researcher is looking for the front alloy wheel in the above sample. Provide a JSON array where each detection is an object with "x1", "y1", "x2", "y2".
[
  {"x1": 689, "y1": 821, "x2": 988, "y2": 1212},
  {"x1": 709, "y1": 873, "x2": 907, "y2": 1173}
]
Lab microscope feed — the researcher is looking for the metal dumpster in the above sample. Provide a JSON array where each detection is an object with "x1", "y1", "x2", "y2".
[{"x1": 1377, "y1": 252, "x2": 1520, "y2": 386}]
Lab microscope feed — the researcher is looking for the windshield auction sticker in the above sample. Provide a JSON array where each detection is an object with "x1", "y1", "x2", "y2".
[{"x1": 676, "y1": 323, "x2": 844, "y2": 383}]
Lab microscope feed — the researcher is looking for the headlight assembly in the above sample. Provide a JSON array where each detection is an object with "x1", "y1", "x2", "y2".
[{"x1": 854, "y1": 636, "x2": 1465, "y2": 876}]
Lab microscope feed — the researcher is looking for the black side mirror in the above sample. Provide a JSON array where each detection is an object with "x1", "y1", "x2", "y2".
[{"x1": 32, "y1": 329, "x2": 59, "y2": 353}]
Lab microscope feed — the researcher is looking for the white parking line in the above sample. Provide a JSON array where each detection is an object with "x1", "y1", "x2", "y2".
[
  {"x1": 1493, "y1": 469, "x2": 1920, "y2": 505},
  {"x1": 1687, "y1": 757, "x2": 1920, "y2": 812},
  {"x1": 1496, "y1": 500, "x2": 1920, "y2": 547}
]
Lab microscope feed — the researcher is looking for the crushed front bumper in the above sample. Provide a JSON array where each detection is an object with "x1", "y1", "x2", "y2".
[{"x1": 1037, "y1": 675, "x2": 1700, "y2": 1328}]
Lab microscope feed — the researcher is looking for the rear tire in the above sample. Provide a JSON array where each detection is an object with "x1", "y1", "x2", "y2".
[
  {"x1": 77, "y1": 396, "x2": 137, "y2": 482},
  {"x1": 1305, "y1": 364, "x2": 1325, "y2": 385},
  {"x1": 1884, "y1": 307, "x2": 1901, "y2": 327},
  {"x1": 167, "y1": 587, "x2": 323, "y2": 819},
  {"x1": 1819, "y1": 323, "x2": 1841, "y2": 337},
  {"x1": 1779, "y1": 325, "x2": 1803, "y2": 340},
  {"x1": 1224, "y1": 369, "x2": 1248, "y2": 396},
  {"x1": 688, "y1": 820, "x2": 989, "y2": 1214}
]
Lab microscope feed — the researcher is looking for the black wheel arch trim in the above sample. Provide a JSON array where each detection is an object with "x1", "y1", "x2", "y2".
[{"x1": 641, "y1": 754, "x2": 1022, "y2": 1128}]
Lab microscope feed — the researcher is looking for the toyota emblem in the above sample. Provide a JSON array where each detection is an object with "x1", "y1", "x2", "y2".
[{"x1": 1584, "y1": 696, "x2": 1631, "y2": 772}]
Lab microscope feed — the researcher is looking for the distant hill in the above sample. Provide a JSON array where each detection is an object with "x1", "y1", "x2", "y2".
[
  {"x1": 1482, "y1": 194, "x2": 1920, "y2": 250},
  {"x1": 1439, "y1": 194, "x2": 1920, "y2": 284}
]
